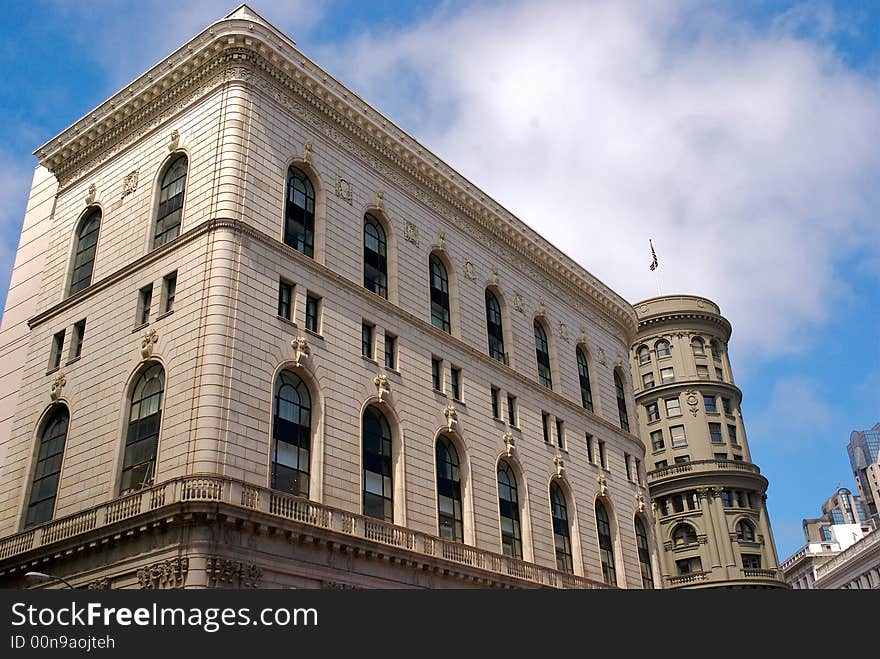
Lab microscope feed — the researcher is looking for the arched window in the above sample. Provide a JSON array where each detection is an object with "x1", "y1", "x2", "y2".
[
  {"x1": 271, "y1": 371, "x2": 311, "y2": 498},
  {"x1": 672, "y1": 523, "x2": 698, "y2": 546},
  {"x1": 69, "y1": 208, "x2": 101, "y2": 295},
  {"x1": 154, "y1": 155, "x2": 188, "y2": 248},
  {"x1": 736, "y1": 520, "x2": 755, "y2": 542},
  {"x1": 121, "y1": 363, "x2": 164, "y2": 493},
  {"x1": 637, "y1": 345, "x2": 650, "y2": 365},
  {"x1": 436, "y1": 436, "x2": 463, "y2": 542},
  {"x1": 284, "y1": 166, "x2": 315, "y2": 257},
  {"x1": 635, "y1": 517, "x2": 654, "y2": 589},
  {"x1": 485, "y1": 289, "x2": 505, "y2": 362},
  {"x1": 534, "y1": 320, "x2": 552, "y2": 389},
  {"x1": 362, "y1": 406, "x2": 393, "y2": 522},
  {"x1": 497, "y1": 461, "x2": 522, "y2": 558},
  {"x1": 614, "y1": 371, "x2": 630, "y2": 432},
  {"x1": 429, "y1": 254, "x2": 451, "y2": 333},
  {"x1": 691, "y1": 337, "x2": 705, "y2": 356},
  {"x1": 596, "y1": 500, "x2": 617, "y2": 585},
  {"x1": 655, "y1": 339, "x2": 671, "y2": 359},
  {"x1": 710, "y1": 339, "x2": 722, "y2": 362},
  {"x1": 363, "y1": 213, "x2": 387, "y2": 298},
  {"x1": 25, "y1": 407, "x2": 70, "y2": 527},
  {"x1": 576, "y1": 347, "x2": 594, "y2": 412},
  {"x1": 550, "y1": 482, "x2": 573, "y2": 573}
]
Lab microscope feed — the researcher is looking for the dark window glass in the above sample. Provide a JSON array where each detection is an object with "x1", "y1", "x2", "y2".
[
  {"x1": 673, "y1": 524, "x2": 698, "y2": 546},
  {"x1": 709, "y1": 422, "x2": 723, "y2": 443},
  {"x1": 305, "y1": 294, "x2": 320, "y2": 333},
  {"x1": 70, "y1": 208, "x2": 101, "y2": 294},
  {"x1": 507, "y1": 395, "x2": 517, "y2": 427},
  {"x1": 50, "y1": 331, "x2": 65, "y2": 371},
  {"x1": 163, "y1": 272, "x2": 177, "y2": 314},
  {"x1": 284, "y1": 167, "x2": 315, "y2": 257},
  {"x1": 585, "y1": 434, "x2": 594, "y2": 463},
  {"x1": 596, "y1": 501, "x2": 617, "y2": 585},
  {"x1": 655, "y1": 340, "x2": 671, "y2": 359},
  {"x1": 736, "y1": 520, "x2": 755, "y2": 542},
  {"x1": 615, "y1": 371, "x2": 630, "y2": 431},
  {"x1": 362, "y1": 323, "x2": 374, "y2": 359},
  {"x1": 271, "y1": 370, "x2": 311, "y2": 497},
  {"x1": 138, "y1": 285, "x2": 152, "y2": 326},
  {"x1": 647, "y1": 402, "x2": 660, "y2": 422},
  {"x1": 120, "y1": 363, "x2": 164, "y2": 493},
  {"x1": 722, "y1": 397, "x2": 732, "y2": 414},
  {"x1": 451, "y1": 367, "x2": 461, "y2": 400},
  {"x1": 384, "y1": 334, "x2": 396, "y2": 370},
  {"x1": 556, "y1": 419, "x2": 565, "y2": 450},
  {"x1": 742, "y1": 554, "x2": 762, "y2": 569},
  {"x1": 363, "y1": 214, "x2": 387, "y2": 298},
  {"x1": 551, "y1": 483, "x2": 573, "y2": 573},
  {"x1": 542, "y1": 412, "x2": 551, "y2": 443},
  {"x1": 534, "y1": 320, "x2": 552, "y2": 389},
  {"x1": 429, "y1": 254, "x2": 451, "y2": 333},
  {"x1": 362, "y1": 406, "x2": 393, "y2": 522},
  {"x1": 599, "y1": 440, "x2": 607, "y2": 469},
  {"x1": 497, "y1": 461, "x2": 522, "y2": 558},
  {"x1": 485, "y1": 289, "x2": 505, "y2": 362},
  {"x1": 24, "y1": 407, "x2": 70, "y2": 527},
  {"x1": 72, "y1": 320, "x2": 86, "y2": 360},
  {"x1": 491, "y1": 387, "x2": 500, "y2": 419},
  {"x1": 635, "y1": 517, "x2": 654, "y2": 589},
  {"x1": 704, "y1": 395, "x2": 717, "y2": 413},
  {"x1": 691, "y1": 337, "x2": 705, "y2": 355},
  {"x1": 154, "y1": 155, "x2": 188, "y2": 248},
  {"x1": 576, "y1": 347, "x2": 593, "y2": 412},
  {"x1": 278, "y1": 281, "x2": 293, "y2": 320},
  {"x1": 436, "y1": 436, "x2": 463, "y2": 542},
  {"x1": 432, "y1": 357, "x2": 442, "y2": 391},
  {"x1": 638, "y1": 345, "x2": 650, "y2": 364}
]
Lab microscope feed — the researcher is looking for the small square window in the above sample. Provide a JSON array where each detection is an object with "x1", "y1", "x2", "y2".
[
  {"x1": 71, "y1": 319, "x2": 86, "y2": 360},
  {"x1": 305, "y1": 293, "x2": 321, "y2": 333},
  {"x1": 741, "y1": 554, "x2": 761, "y2": 569},
  {"x1": 278, "y1": 280, "x2": 293, "y2": 320},
  {"x1": 714, "y1": 452, "x2": 728, "y2": 461},
  {"x1": 665, "y1": 398, "x2": 682, "y2": 417},
  {"x1": 650, "y1": 429, "x2": 664, "y2": 451},
  {"x1": 507, "y1": 394, "x2": 517, "y2": 427},
  {"x1": 49, "y1": 330, "x2": 65, "y2": 371},
  {"x1": 642, "y1": 372, "x2": 655, "y2": 389},
  {"x1": 384, "y1": 333, "x2": 397, "y2": 370},
  {"x1": 137, "y1": 284, "x2": 153, "y2": 326},
  {"x1": 674, "y1": 455, "x2": 689, "y2": 464},
  {"x1": 491, "y1": 387, "x2": 500, "y2": 419},
  {"x1": 162, "y1": 271, "x2": 177, "y2": 314},
  {"x1": 646, "y1": 402, "x2": 660, "y2": 422},
  {"x1": 361, "y1": 322, "x2": 374, "y2": 359},
  {"x1": 660, "y1": 367, "x2": 675, "y2": 383},
  {"x1": 670, "y1": 424, "x2": 687, "y2": 447},
  {"x1": 733, "y1": 454, "x2": 743, "y2": 461},
  {"x1": 654, "y1": 460, "x2": 668, "y2": 469},
  {"x1": 432, "y1": 357, "x2": 443, "y2": 392},
  {"x1": 451, "y1": 366, "x2": 462, "y2": 401}
]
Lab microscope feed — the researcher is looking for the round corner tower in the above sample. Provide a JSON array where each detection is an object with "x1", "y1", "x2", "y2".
[{"x1": 629, "y1": 295, "x2": 786, "y2": 588}]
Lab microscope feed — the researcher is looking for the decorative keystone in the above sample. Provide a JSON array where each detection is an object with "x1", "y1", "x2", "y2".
[
  {"x1": 503, "y1": 431, "x2": 515, "y2": 457},
  {"x1": 291, "y1": 336, "x2": 309, "y2": 368},
  {"x1": 597, "y1": 473, "x2": 608, "y2": 497},
  {"x1": 141, "y1": 329, "x2": 159, "y2": 359},
  {"x1": 443, "y1": 403, "x2": 458, "y2": 433},
  {"x1": 373, "y1": 373, "x2": 390, "y2": 403},
  {"x1": 553, "y1": 454, "x2": 565, "y2": 479},
  {"x1": 50, "y1": 372, "x2": 66, "y2": 402}
]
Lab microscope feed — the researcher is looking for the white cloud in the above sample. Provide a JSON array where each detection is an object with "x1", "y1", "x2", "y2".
[
  {"x1": 749, "y1": 375, "x2": 833, "y2": 451},
  {"x1": 313, "y1": 0, "x2": 880, "y2": 361}
]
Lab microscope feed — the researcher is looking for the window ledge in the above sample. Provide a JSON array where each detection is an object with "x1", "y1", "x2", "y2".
[
  {"x1": 132, "y1": 322, "x2": 149, "y2": 334},
  {"x1": 276, "y1": 315, "x2": 298, "y2": 328},
  {"x1": 361, "y1": 355, "x2": 378, "y2": 365},
  {"x1": 156, "y1": 309, "x2": 174, "y2": 321},
  {"x1": 383, "y1": 366, "x2": 401, "y2": 376},
  {"x1": 646, "y1": 418, "x2": 661, "y2": 426},
  {"x1": 432, "y1": 389, "x2": 447, "y2": 398},
  {"x1": 45, "y1": 366, "x2": 60, "y2": 376},
  {"x1": 303, "y1": 328, "x2": 324, "y2": 341},
  {"x1": 65, "y1": 356, "x2": 81, "y2": 367}
]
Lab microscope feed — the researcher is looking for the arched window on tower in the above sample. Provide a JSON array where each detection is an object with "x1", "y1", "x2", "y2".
[
  {"x1": 534, "y1": 320, "x2": 552, "y2": 389},
  {"x1": 655, "y1": 339, "x2": 671, "y2": 359},
  {"x1": 691, "y1": 337, "x2": 705, "y2": 356},
  {"x1": 635, "y1": 517, "x2": 654, "y2": 589},
  {"x1": 614, "y1": 371, "x2": 630, "y2": 432},
  {"x1": 362, "y1": 406, "x2": 393, "y2": 522},
  {"x1": 429, "y1": 254, "x2": 451, "y2": 333},
  {"x1": 485, "y1": 289, "x2": 505, "y2": 362},
  {"x1": 271, "y1": 371, "x2": 312, "y2": 498},
  {"x1": 736, "y1": 520, "x2": 756, "y2": 542},
  {"x1": 69, "y1": 208, "x2": 101, "y2": 295},
  {"x1": 436, "y1": 436, "x2": 463, "y2": 542},
  {"x1": 121, "y1": 363, "x2": 165, "y2": 494},
  {"x1": 497, "y1": 461, "x2": 522, "y2": 558},
  {"x1": 637, "y1": 345, "x2": 651, "y2": 365},
  {"x1": 672, "y1": 523, "x2": 699, "y2": 546},
  {"x1": 596, "y1": 500, "x2": 617, "y2": 586},
  {"x1": 154, "y1": 154, "x2": 188, "y2": 248},
  {"x1": 550, "y1": 482, "x2": 573, "y2": 573},
  {"x1": 363, "y1": 213, "x2": 388, "y2": 298},
  {"x1": 284, "y1": 166, "x2": 315, "y2": 257},
  {"x1": 25, "y1": 407, "x2": 70, "y2": 527},
  {"x1": 576, "y1": 347, "x2": 594, "y2": 412}
]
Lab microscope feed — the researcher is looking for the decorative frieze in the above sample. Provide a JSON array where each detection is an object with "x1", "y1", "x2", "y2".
[
  {"x1": 205, "y1": 557, "x2": 262, "y2": 588},
  {"x1": 137, "y1": 557, "x2": 189, "y2": 589},
  {"x1": 87, "y1": 578, "x2": 111, "y2": 590}
]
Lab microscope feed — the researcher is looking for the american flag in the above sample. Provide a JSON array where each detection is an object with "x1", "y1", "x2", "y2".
[{"x1": 649, "y1": 240, "x2": 658, "y2": 271}]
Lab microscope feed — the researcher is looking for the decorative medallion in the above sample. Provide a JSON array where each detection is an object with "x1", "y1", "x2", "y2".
[
  {"x1": 463, "y1": 261, "x2": 476, "y2": 281},
  {"x1": 685, "y1": 389, "x2": 699, "y2": 417},
  {"x1": 335, "y1": 177, "x2": 352, "y2": 204},
  {"x1": 404, "y1": 221, "x2": 420, "y2": 247},
  {"x1": 140, "y1": 329, "x2": 158, "y2": 359},
  {"x1": 559, "y1": 322, "x2": 569, "y2": 342},
  {"x1": 291, "y1": 336, "x2": 309, "y2": 368},
  {"x1": 537, "y1": 300, "x2": 546, "y2": 316},
  {"x1": 578, "y1": 326, "x2": 587, "y2": 344},
  {"x1": 373, "y1": 373, "x2": 390, "y2": 403},
  {"x1": 513, "y1": 293, "x2": 525, "y2": 313},
  {"x1": 491, "y1": 268, "x2": 499, "y2": 286},
  {"x1": 122, "y1": 170, "x2": 139, "y2": 197},
  {"x1": 636, "y1": 490, "x2": 645, "y2": 513},
  {"x1": 639, "y1": 304, "x2": 649, "y2": 314}
]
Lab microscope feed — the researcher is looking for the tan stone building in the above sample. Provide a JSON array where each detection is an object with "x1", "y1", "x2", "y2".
[
  {"x1": 0, "y1": 6, "x2": 660, "y2": 589},
  {"x1": 629, "y1": 295, "x2": 786, "y2": 588}
]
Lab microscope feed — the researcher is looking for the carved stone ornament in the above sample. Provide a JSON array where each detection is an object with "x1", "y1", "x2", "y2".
[
  {"x1": 513, "y1": 293, "x2": 525, "y2": 313},
  {"x1": 443, "y1": 403, "x2": 458, "y2": 433},
  {"x1": 696, "y1": 487, "x2": 710, "y2": 500},
  {"x1": 711, "y1": 486, "x2": 724, "y2": 498},
  {"x1": 291, "y1": 336, "x2": 309, "y2": 368},
  {"x1": 374, "y1": 189, "x2": 384, "y2": 211},
  {"x1": 651, "y1": 501, "x2": 658, "y2": 515},
  {"x1": 137, "y1": 557, "x2": 189, "y2": 589},
  {"x1": 559, "y1": 322, "x2": 569, "y2": 342},
  {"x1": 168, "y1": 129, "x2": 180, "y2": 152},
  {"x1": 373, "y1": 373, "x2": 390, "y2": 403},
  {"x1": 491, "y1": 268, "x2": 499, "y2": 286},
  {"x1": 302, "y1": 140, "x2": 313, "y2": 162},
  {"x1": 85, "y1": 183, "x2": 97, "y2": 205},
  {"x1": 537, "y1": 300, "x2": 546, "y2": 316},
  {"x1": 636, "y1": 490, "x2": 646, "y2": 513},
  {"x1": 597, "y1": 473, "x2": 608, "y2": 497},
  {"x1": 685, "y1": 389, "x2": 699, "y2": 417},
  {"x1": 438, "y1": 229, "x2": 446, "y2": 251},
  {"x1": 140, "y1": 329, "x2": 158, "y2": 359},
  {"x1": 597, "y1": 347, "x2": 607, "y2": 366},
  {"x1": 463, "y1": 261, "x2": 476, "y2": 280},
  {"x1": 404, "y1": 221, "x2": 420, "y2": 247},
  {"x1": 578, "y1": 326, "x2": 587, "y2": 344},
  {"x1": 50, "y1": 372, "x2": 66, "y2": 402},
  {"x1": 87, "y1": 578, "x2": 111, "y2": 590},
  {"x1": 503, "y1": 431, "x2": 515, "y2": 457},
  {"x1": 615, "y1": 352, "x2": 623, "y2": 368},
  {"x1": 122, "y1": 170, "x2": 139, "y2": 197},
  {"x1": 553, "y1": 454, "x2": 565, "y2": 479},
  {"x1": 335, "y1": 177, "x2": 352, "y2": 204},
  {"x1": 205, "y1": 557, "x2": 262, "y2": 588}
]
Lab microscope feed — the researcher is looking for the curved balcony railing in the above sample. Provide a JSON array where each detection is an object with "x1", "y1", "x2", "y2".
[
  {"x1": 0, "y1": 475, "x2": 609, "y2": 590},
  {"x1": 648, "y1": 459, "x2": 761, "y2": 481},
  {"x1": 815, "y1": 528, "x2": 880, "y2": 581}
]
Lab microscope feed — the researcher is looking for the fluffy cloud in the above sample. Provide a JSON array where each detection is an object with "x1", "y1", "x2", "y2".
[{"x1": 314, "y1": 0, "x2": 880, "y2": 361}]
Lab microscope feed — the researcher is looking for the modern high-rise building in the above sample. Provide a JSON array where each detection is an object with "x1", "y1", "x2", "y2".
[
  {"x1": 848, "y1": 422, "x2": 880, "y2": 527},
  {"x1": 0, "y1": 6, "x2": 661, "y2": 589},
  {"x1": 629, "y1": 295, "x2": 786, "y2": 588}
]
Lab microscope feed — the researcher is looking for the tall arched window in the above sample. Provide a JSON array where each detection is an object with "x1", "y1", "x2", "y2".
[
  {"x1": 497, "y1": 461, "x2": 522, "y2": 558},
  {"x1": 362, "y1": 406, "x2": 393, "y2": 522},
  {"x1": 576, "y1": 347, "x2": 594, "y2": 412},
  {"x1": 736, "y1": 520, "x2": 755, "y2": 542},
  {"x1": 271, "y1": 371, "x2": 311, "y2": 497},
  {"x1": 534, "y1": 320, "x2": 552, "y2": 389},
  {"x1": 154, "y1": 155, "x2": 188, "y2": 248},
  {"x1": 655, "y1": 339, "x2": 671, "y2": 359},
  {"x1": 672, "y1": 523, "x2": 698, "y2": 546},
  {"x1": 637, "y1": 345, "x2": 650, "y2": 365},
  {"x1": 550, "y1": 482, "x2": 573, "y2": 573},
  {"x1": 429, "y1": 254, "x2": 451, "y2": 333},
  {"x1": 436, "y1": 436, "x2": 463, "y2": 542},
  {"x1": 485, "y1": 289, "x2": 505, "y2": 362},
  {"x1": 284, "y1": 166, "x2": 315, "y2": 257},
  {"x1": 614, "y1": 371, "x2": 630, "y2": 432},
  {"x1": 69, "y1": 208, "x2": 101, "y2": 295},
  {"x1": 363, "y1": 213, "x2": 388, "y2": 298},
  {"x1": 635, "y1": 517, "x2": 654, "y2": 589},
  {"x1": 596, "y1": 500, "x2": 617, "y2": 585},
  {"x1": 121, "y1": 363, "x2": 164, "y2": 493},
  {"x1": 25, "y1": 407, "x2": 70, "y2": 527},
  {"x1": 691, "y1": 337, "x2": 705, "y2": 356}
]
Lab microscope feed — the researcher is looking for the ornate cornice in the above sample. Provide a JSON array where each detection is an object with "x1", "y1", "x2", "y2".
[{"x1": 34, "y1": 12, "x2": 637, "y2": 340}]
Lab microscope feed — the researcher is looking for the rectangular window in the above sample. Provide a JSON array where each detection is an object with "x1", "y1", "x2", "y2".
[
  {"x1": 71, "y1": 319, "x2": 86, "y2": 360},
  {"x1": 709, "y1": 423, "x2": 724, "y2": 443},
  {"x1": 384, "y1": 333, "x2": 397, "y2": 370},
  {"x1": 556, "y1": 419, "x2": 565, "y2": 450},
  {"x1": 361, "y1": 322, "x2": 374, "y2": 359},
  {"x1": 716, "y1": 367, "x2": 724, "y2": 381},
  {"x1": 277, "y1": 280, "x2": 293, "y2": 320},
  {"x1": 721, "y1": 490, "x2": 732, "y2": 507},
  {"x1": 696, "y1": 364, "x2": 709, "y2": 379},
  {"x1": 138, "y1": 284, "x2": 153, "y2": 326},
  {"x1": 677, "y1": 557, "x2": 702, "y2": 575},
  {"x1": 660, "y1": 367, "x2": 675, "y2": 383},
  {"x1": 722, "y1": 397, "x2": 732, "y2": 414},
  {"x1": 432, "y1": 357, "x2": 443, "y2": 391},
  {"x1": 585, "y1": 434, "x2": 594, "y2": 463},
  {"x1": 451, "y1": 366, "x2": 462, "y2": 400},
  {"x1": 670, "y1": 424, "x2": 687, "y2": 447},
  {"x1": 714, "y1": 452, "x2": 728, "y2": 461},
  {"x1": 736, "y1": 491, "x2": 747, "y2": 507},
  {"x1": 742, "y1": 554, "x2": 761, "y2": 569},
  {"x1": 642, "y1": 372, "x2": 655, "y2": 389},
  {"x1": 703, "y1": 395, "x2": 717, "y2": 413},
  {"x1": 542, "y1": 412, "x2": 551, "y2": 444},
  {"x1": 665, "y1": 397, "x2": 682, "y2": 417},
  {"x1": 727, "y1": 424, "x2": 738, "y2": 443},
  {"x1": 507, "y1": 394, "x2": 517, "y2": 427},
  {"x1": 624, "y1": 454, "x2": 632, "y2": 480},
  {"x1": 654, "y1": 460, "x2": 668, "y2": 469},
  {"x1": 305, "y1": 293, "x2": 321, "y2": 333},
  {"x1": 646, "y1": 402, "x2": 660, "y2": 422},
  {"x1": 635, "y1": 458, "x2": 642, "y2": 485},
  {"x1": 672, "y1": 494, "x2": 685, "y2": 512},
  {"x1": 491, "y1": 387, "x2": 500, "y2": 419},
  {"x1": 49, "y1": 330, "x2": 65, "y2": 371},
  {"x1": 598, "y1": 440, "x2": 607, "y2": 469},
  {"x1": 650, "y1": 429, "x2": 665, "y2": 451},
  {"x1": 733, "y1": 454, "x2": 743, "y2": 461},
  {"x1": 162, "y1": 271, "x2": 177, "y2": 314},
  {"x1": 674, "y1": 455, "x2": 689, "y2": 464}
]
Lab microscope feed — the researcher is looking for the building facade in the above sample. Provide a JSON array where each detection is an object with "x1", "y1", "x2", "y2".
[
  {"x1": 629, "y1": 295, "x2": 786, "y2": 588},
  {"x1": 848, "y1": 422, "x2": 880, "y2": 527},
  {"x1": 0, "y1": 6, "x2": 660, "y2": 589}
]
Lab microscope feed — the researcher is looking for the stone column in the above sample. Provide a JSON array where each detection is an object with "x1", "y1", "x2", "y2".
[
  {"x1": 697, "y1": 488, "x2": 721, "y2": 569},
  {"x1": 710, "y1": 487, "x2": 735, "y2": 569}
]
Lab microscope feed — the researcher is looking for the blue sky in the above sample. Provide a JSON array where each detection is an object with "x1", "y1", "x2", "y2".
[{"x1": 0, "y1": 0, "x2": 878, "y2": 560}]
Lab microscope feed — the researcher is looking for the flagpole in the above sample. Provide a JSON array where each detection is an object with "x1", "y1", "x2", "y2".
[{"x1": 649, "y1": 239, "x2": 661, "y2": 296}]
